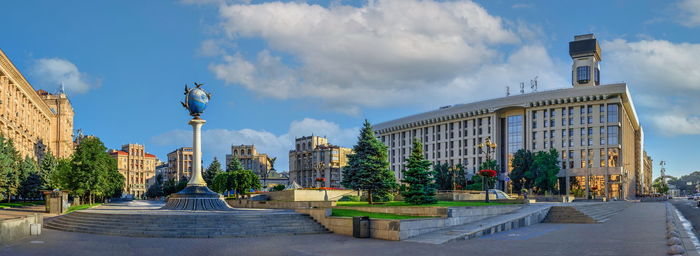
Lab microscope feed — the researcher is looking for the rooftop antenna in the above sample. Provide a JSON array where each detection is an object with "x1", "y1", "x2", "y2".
[
  {"x1": 519, "y1": 82, "x2": 525, "y2": 94},
  {"x1": 530, "y1": 76, "x2": 538, "y2": 92},
  {"x1": 506, "y1": 86, "x2": 510, "y2": 96},
  {"x1": 59, "y1": 81, "x2": 66, "y2": 94}
]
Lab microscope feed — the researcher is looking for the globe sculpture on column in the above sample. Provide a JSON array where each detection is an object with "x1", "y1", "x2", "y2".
[{"x1": 162, "y1": 82, "x2": 232, "y2": 210}]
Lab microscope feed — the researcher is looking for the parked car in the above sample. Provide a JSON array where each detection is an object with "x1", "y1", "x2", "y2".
[{"x1": 689, "y1": 194, "x2": 695, "y2": 200}]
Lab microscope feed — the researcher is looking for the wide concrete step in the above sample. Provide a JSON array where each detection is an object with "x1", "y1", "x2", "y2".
[{"x1": 45, "y1": 211, "x2": 329, "y2": 238}]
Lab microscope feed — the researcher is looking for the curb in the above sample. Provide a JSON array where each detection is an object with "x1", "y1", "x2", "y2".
[{"x1": 666, "y1": 202, "x2": 700, "y2": 256}]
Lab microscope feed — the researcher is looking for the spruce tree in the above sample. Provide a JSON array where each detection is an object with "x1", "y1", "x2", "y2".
[
  {"x1": 341, "y1": 119, "x2": 397, "y2": 204},
  {"x1": 401, "y1": 138, "x2": 436, "y2": 204},
  {"x1": 226, "y1": 155, "x2": 244, "y2": 172},
  {"x1": 0, "y1": 136, "x2": 20, "y2": 202},
  {"x1": 204, "y1": 157, "x2": 223, "y2": 185},
  {"x1": 39, "y1": 150, "x2": 59, "y2": 190},
  {"x1": 19, "y1": 156, "x2": 41, "y2": 200}
]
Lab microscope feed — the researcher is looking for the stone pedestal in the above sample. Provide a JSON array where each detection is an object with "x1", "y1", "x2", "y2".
[{"x1": 162, "y1": 118, "x2": 231, "y2": 211}]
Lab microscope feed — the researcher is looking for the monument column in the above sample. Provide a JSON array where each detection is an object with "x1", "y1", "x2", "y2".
[{"x1": 188, "y1": 118, "x2": 206, "y2": 186}]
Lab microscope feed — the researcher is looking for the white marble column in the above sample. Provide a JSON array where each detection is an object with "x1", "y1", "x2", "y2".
[{"x1": 188, "y1": 118, "x2": 207, "y2": 186}]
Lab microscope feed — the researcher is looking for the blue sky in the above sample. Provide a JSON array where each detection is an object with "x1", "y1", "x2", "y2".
[{"x1": 2, "y1": 0, "x2": 699, "y2": 178}]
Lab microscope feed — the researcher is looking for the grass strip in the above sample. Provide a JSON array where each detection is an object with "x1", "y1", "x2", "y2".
[
  {"x1": 331, "y1": 209, "x2": 438, "y2": 220},
  {"x1": 336, "y1": 201, "x2": 511, "y2": 207},
  {"x1": 66, "y1": 203, "x2": 102, "y2": 213}
]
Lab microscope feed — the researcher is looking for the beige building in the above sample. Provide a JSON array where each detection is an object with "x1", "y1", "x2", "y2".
[
  {"x1": 109, "y1": 144, "x2": 157, "y2": 198},
  {"x1": 289, "y1": 136, "x2": 352, "y2": 188},
  {"x1": 226, "y1": 145, "x2": 271, "y2": 174},
  {"x1": 643, "y1": 151, "x2": 653, "y2": 195},
  {"x1": 0, "y1": 49, "x2": 74, "y2": 160},
  {"x1": 167, "y1": 147, "x2": 193, "y2": 181},
  {"x1": 374, "y1": 34, "x2": 649, "y2": 199}
]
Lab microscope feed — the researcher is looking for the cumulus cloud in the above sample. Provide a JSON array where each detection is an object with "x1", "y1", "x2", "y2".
[
  {"x1": 604, "y1": 39, "x2": 700, "y2": 135},
  {"x1": 676, "y1": 0, "x2": 700, "y2": 27},
  {"x1": 30, "y1": 58, "x2": 98, "y2": 94},
  {"x1": 150, "y1": 118, "x2": 358, "y2": 171},
  {"x1": 205, "y1": 0, "x2": 568, "y2": 113}
]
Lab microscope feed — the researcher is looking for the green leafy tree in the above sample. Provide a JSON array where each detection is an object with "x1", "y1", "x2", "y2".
[
  {"x1": 226, "y1": 155, "x2": 244, "y2": 172},
  {"x1": 270, "y1": 184, "x2": 286, "y2": 191},
  {"x1": 204, "y1": 157, "x2": 223, "y2": 185},
  {"x1": 467, "y1": 159, "x2": 499, "y2": 191},
  {"x1": 401, "y1": 138, "x2": 436, "y2": 204},
  {"x1": 211, "y1": 172, "x2": 235, "y2": 196},
  {"x1": 19, "y1": 156, "x2": 41, "y2": 200},
  {"x1": 532, "y1": 149, "x2": 560, "y2": 194},
  {"x1": 231, "y1": 169, "x2": 261, "y2": 198},
  {"x1": 510, "y1": 149, "x2": 535, "y2": 193},
  {"x1": 62, "y1": 137, "x2": 124, "y2": 203},
  {"x1": 162, "y1": 178, "x2": 180, "y2": 196},
  {"x1": 653, "y1": 176, "x2": 670, "y2": 194},
  {"x1": 433, "y1": 163, "x2": 452, "y2": 190},
  {"x1": 0, "y1": 136, "x2": 20, "y2": 202},
  {"x1": 145, "y1": 173, "x2": 164, "y2": 198},
  {"x1": 341, "y1": 120, "x2": 397, "y2": 204}
]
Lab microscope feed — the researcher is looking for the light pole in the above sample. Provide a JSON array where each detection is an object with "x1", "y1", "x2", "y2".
[{"x1": 478, "y1": 137, "x2": 497, "y2": 203}]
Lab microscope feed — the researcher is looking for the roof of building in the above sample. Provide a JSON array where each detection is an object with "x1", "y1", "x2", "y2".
[
  {"x1": 373, "y1": 83, "x2": 639, "y2": 133},
  {"x1": 145, "y1": 153, "x2": 156, "y2": 158},
  {"x1": 110, "y1": 150, "x2": 128, "y2": 156}
]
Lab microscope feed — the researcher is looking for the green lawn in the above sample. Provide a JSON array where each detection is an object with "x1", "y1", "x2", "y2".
[
  {"x1": 66, "y1": 203, "x2": 102, "y2": 213},
  {"x1": 0, "y1": 201, "x2": 45, "y2": 209},
  {"x1": 336, "y1": 201, "x2": 512, "y2": 207},
  {"x1": 331, "y1": 209, "x2": 438, "y2": 219}
]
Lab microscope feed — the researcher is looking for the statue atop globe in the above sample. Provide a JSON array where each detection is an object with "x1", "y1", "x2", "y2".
[{"x1": 180, "y1": 82, "x2": 211, "y2": 117}]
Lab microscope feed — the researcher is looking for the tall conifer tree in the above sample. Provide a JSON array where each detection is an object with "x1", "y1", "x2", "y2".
[
  {"x1": 341, "y1": 119, "x2": 397, "y2": 204},
  {"x1": 401, "y1": 138, "x2": 436, "y2": 204}
]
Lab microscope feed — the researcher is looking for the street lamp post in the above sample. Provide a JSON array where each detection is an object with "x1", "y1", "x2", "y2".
[{"x1": 478, "y1": 137, "x2": 497, "y2": 203}]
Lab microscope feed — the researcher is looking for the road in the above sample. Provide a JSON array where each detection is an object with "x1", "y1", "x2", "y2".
[
  {"x1": 671, "y1": 198, "x2": 700, "y2": 235},
  {"x1": 1, "y1": 202, "x2": 667, "y2": 256}
]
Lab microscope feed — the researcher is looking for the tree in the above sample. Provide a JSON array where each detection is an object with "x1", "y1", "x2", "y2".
[
  {"x1": 510, "y1": 149, "x2": 535, "y2": 194},
  {"x1": 39, "y1": 150, "x2": 59, "y2": 190},
  {"x1": 226, "y1": 155, "x2": 244, "y2": 172},
  {"x1": 270, "y1": 184, "x2": 286, "y2": 191},
  {"x1": 433, "y1": 163, "x2": 452, "y2": 190},
  {"x1": 653, "y1": 176, "x2": 670, "y2": 194},
  {"x1": 145, "y1": 173, "x2": 164, "y2": 198},
  {"x1": 211, "y1": 172, "x2": 235, "y2": 196},
  {"x1": 19, "y1": 156, "x2": 41, "y2": 200},
  {"x1": 532, "y1": 149, "x2": 560, "y2": 194},
  {"x1": 232, "y1": 169, "x2": 261, "y2": 198},
  {"x1": 0, "y1": 136, "x2": 20, "y2": 202},
  {"x1": 467, "y1": 159, "x2": 499, "y2": 191},
  {"x1": 401, "y1": 138, "x2": 436, "y2": 204},
  {"x1": 341, "y1": 120, "x2": 397, "y2": 204},
  {"x1": 203, "y1": 157, "x2": 223, "y2": 185},
  {"x1": 60, "y1": 137, "x2": 124, "y2": 203}
]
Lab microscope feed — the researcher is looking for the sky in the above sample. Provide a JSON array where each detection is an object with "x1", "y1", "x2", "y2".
[{"x1": 1, "y1": 0, "x2": 699, "y2": 178}]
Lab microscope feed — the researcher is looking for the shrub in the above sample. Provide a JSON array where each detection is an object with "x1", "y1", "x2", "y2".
[
  {"x1": 339, "y1": 195, "x2": 361, "y2": 202},
  {"x1": 270, "y1": 184, "x2": 286, "y2": 191}
]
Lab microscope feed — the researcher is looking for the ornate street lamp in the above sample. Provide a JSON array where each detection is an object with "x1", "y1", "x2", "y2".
[{"x1": 478, "y1": 137, "x2": 497, "y2": 203}]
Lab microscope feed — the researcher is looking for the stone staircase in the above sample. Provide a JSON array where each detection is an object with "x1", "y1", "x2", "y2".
[
  {"x1": 44, "y1": 211, "x2": 329, "y2": 238},
  {"x1": 543, "y1": 202, "x2": 630, "y2": 223}
]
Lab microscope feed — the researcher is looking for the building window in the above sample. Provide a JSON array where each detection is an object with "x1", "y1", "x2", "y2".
[
  {"x1": 607, "y1": 104, "x2": 619, "y2": 123},
  {"x1": 607, "y1": 126, "x2": 619, "y2": 145},
  {"x1": 608, "y1": 148, "x2": 619, "y2": 167},
  {"x1": 550, "y1": 119, "x2": 555, "y2": 127},
  {"x1": 588, "y1": 116, "x2": 593, "y2": 124},
  {"x1": 577, "y1": 66, "x2": 590, "y2": 84},
  {"x1": 595, "y1": 67, "x2": 600, "y2": 85}
]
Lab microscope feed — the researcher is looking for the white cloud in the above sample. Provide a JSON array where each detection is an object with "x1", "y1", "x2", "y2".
[
  {"x1": 604, "y1": 39, "x2": 700, "y2": 135},
  {"x1": 677, "y1": 0, "x2": 700, "y2": 27},
  {"x1": 150, "y1": 118, "x2": 358, "y2": 171},
  {"x1": 205, "y1": 0, "x2": 570, "y2": 112},
  {"x1": 30, "y1": 58, "x2": 98, "y2": 94}
]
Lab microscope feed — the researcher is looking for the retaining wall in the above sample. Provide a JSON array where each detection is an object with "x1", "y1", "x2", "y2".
[
  {"x1": 0, "y1": 214, "x2": 42, "y2": 245},
  {"x1": 264, "y1": 190, "x2": 357, "y2": 201},
  {"x1": 226, "y1": 199, "x2": 335, "y2": 209},
  {"x1": 297, "y1": 208, "x2": 401, "y2": 240}
]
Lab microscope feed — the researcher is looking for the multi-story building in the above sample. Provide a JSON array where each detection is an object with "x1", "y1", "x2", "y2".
[
  {"x1": 0, "y1": 49, "x2": 74, "y2": 160},
  {"x1": 643, "y1": 151, "x2": 653, "y2": 195},
  {"x1": 374, "y1": 34, "x2": 648, "y2": 199},
  {"x1": 109, "y1": 144, "x2": 157, "y2": 198},
  {"x1": 289, "y1": 136, "x2": 352, "y2": 188},
  {"x1": 226, "y1": 145, "x2": 271, "y2": 174},
  {"x1": 166, "y1": 147, "x2": 193, "y2": 181}
]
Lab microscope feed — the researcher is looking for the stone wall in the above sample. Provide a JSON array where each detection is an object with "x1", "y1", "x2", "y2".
[
  {"x1": 296, "y1": 208, "x2": 400, "y2": 240},
  {"x1": 0, "y1": 214, "x2": 42, "y2": 245},
  {"x1": 265, "y1": 190, "x2": 356, "y2": 201},
  {"x1": 226, "y1": 199, "x2": 335, "y2": 209},
  {"x1": 333, "y1": 206, "x2": 448, "y2": 217}
]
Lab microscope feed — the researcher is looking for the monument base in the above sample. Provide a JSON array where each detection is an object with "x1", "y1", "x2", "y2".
[{"x1": 161, "y1": 185, "x2": 232, "y2": 211}]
